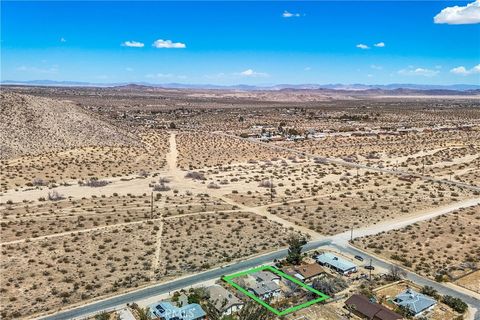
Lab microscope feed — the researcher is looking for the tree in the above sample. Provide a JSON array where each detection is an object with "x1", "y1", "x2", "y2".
[
  {"x1": 286, "y1": 233, "x2": 307, "y2": 265},
  {"x1": 94, "y1": 312, "x2": 110, "y2": 320},
  {"x1": 136, "y1": 307, "x2": 152, "y2": 320},
  {"x1": 421, "y1": 286, "x2": 439, "y2": 299},
  {"x1": 311, "y1": 276, "x2": 348, "y2": 297},
  {"x1": 442, "y1": 295, "x2": 468, "y2": 314},
  {"x1": 237, "y1": 301, "x2": 275, "y2": 320},
  {"x1": 202, "y1": 300, "x2": 222, "y2": 320},
  {"x1": 394, "y1": 305, "x2": 414, "y2": 318},
  {"x1": 387, "y1": 265, "x2": 407, "y2": 281}
]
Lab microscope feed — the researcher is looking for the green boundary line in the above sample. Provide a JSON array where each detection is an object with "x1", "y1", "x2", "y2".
[{"x1": 222, "y1": 265, "x2": 330, "y2": 316}]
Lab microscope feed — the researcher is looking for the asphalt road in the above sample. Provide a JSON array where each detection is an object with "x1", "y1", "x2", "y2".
[
  {"x1": 39, "y1": 240, "x2": 332, "y2": 320},
  {"x1": 39, "y1": 133, "x2": 479, "y2": 319},
  {"x1": 39, "y1": 236, "x2": 479, "y2": 320},
  {"x1": 335, "y1": 244, "x2": 480, "y2": 309}
]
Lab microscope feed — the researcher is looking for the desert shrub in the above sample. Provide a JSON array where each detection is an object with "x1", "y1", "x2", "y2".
[
  {"x1": 80, "y1": 178, "x2": 110, "y2": 187},
  {"x1": 153, "y1": 183, "x2": 170, "y2": 192},
  {"x1": 48, "y1": 190, "x2": 64, "y2": 201},
  {"x1": 258, "y1": 180, "x2": 274, "y2": 188},
  {"x1": 442, "y1": 295, "x2": 468, "y2": 313},
  {"x1": 185, "y1": 171, "x2": 206, "y2": 180},
  {"x1": 32, "y1": 177, "x2": 48, "y2": 186},
  {"x1": 311, "y1": 276, "x2": 348, "y2": 297},
  {"x1": 421, "y1": 286, "x2": 440, "y2": 299},
  {"x1": 207, "y1": 182, "x2": 220, "y2": 189}
]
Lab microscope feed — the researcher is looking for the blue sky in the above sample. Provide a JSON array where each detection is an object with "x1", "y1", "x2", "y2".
[{"x1": 1, "y1": 1, "x2": 479, "y2": 85}]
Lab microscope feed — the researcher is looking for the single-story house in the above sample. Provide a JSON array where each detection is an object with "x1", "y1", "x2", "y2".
[
  {"x1": 344, "y1": 294, "x2": 402, "y2": 320},
  {"x1": 282, "y1": 263, "x2": 325, "y2": 282},
  {"x1": 315, "y1": 252, "x2": 357, "y2": 275},
  {"x1": 244, "y1": 271, "x2": 281, "y2": 299},
  {"x1": 149, "y1": 301, "x2": 206, "y2": 320},
  {"x1": 294, "y1": 263, "x2": 325, "y2": 281},
  {"x1": 252, "y1": 270, "x2": 281, "y2": 284},
  {"x1": 393, "y1": 288, "x2": 437, "y2": 316},
  {"x1": 206, "y1": 285, "x2": 244, "y2": 316}
]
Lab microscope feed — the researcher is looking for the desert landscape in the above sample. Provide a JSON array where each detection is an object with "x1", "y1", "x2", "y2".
[{"x1": 1, "y1": 86, "x2": 479, "y2": 319}]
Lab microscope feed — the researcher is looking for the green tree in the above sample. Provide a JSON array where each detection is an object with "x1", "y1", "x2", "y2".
[
  {"x1": 137, "y1": 307, "x2": 152, "y2": 320},
  {"x1": 286, "y1": 233, "x2": 307, "y2": 265},
  {"x1": 202, "y1": 300, "x2": 222, "y2": 320},
  {"x1": 94, "y1": 312, "x2": 110, "y2": 320},
  {"x1": 442, "y1": 295, "x2": 468, "y2": 314},
  {"x1": 420, "y1": 286, "x2": 440, "y2": 300}
]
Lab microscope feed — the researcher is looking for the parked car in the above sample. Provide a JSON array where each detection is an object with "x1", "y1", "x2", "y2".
[
  {"x1": 364, "y1": 265, "x2": 375, "y2": 270},
  {"x1": 354, "y1": 255, "x2": 364, "y2": 261}
]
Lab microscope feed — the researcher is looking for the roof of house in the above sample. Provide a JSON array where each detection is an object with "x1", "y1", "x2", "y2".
[
  {"x1": 207, "y1": 285, "x2": 244, "y2": 312},
  {"x1": 149, "y1": 301, "x2": 206, "y2": 320},
  {"x1": 394, "y1": 288, "x2": 437, "y2": 315},
  {"x1": 251, "y1": 270, "x2": 281, "y2": 283},
  {"x1": 294, "y1": 263, "x2": 325, "y2": 279},
  {"x1": 244, "y1": 275, "x2": 280, "y2": 297},
  {"x1": 315, "y1": 252, "x2": 357, "y2": 272},
  {"x1": 345, "y1": 294, "x2": 403, "y2": 320}
]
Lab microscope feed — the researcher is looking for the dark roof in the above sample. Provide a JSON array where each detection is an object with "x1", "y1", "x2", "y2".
[
  {"x1": 295, "y1": 263, "x2": 325, "y2": 279},
  {"x1": 345, "y1": 294, "x2": 403, "y2": 320}
]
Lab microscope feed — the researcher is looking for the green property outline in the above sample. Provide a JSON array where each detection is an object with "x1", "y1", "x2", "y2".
[{"x1": 222, "y1": 265, "x2": 330, "y2": 316}]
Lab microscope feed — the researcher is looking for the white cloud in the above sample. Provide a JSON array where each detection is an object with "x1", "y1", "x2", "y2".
[
  {"x1": 16, "y1": 65, "x2": 59, "y2": 74},
  {"x1": 237, "y1": 69, "x2": 269, "y2": 77},
  {"x1": 398, "y1": 67, "x2": 439, "y2": 77},
  {"x1": 121, "y1": 41, "x2": 144, "y2": 48},
  {"x1": 282, "y1": 10, "x2": 301, "y2": 18},
  {"x1": 434, "y1": 0, "x2": 480, "y2": 24},
  {"x1": 374, "y1": 42, "x2": 385, "y2": 47},
  {"x1": 450, "y1": 64, "x2": 480, "y2": 75},
  {"x1": 146, "y1": 73, "x2": 173, "y2": 78},
  {"x1": 145, "y1": 73, "x2": 187, "y2": 79},
  {"x1": 204, "y1": 73, "x2": 227, "y2": 80},
  {"x1": 304, "y1": 67, "x2": 311, "y2": 71},
  {"x1": 125, "y1": 67, "x2": 134, "y2": 72},
  {"x1": 60, "y1": 37, "x2": 66, "y2": 43},
  {"x1": 152, "y1": 39, "x2": 186, "y2": 49},
  {"x1": 356, "y1": 44, "x2": 370, "y2": 50},
  {"x1": 370, "y1": 64, "x2": 383, "y2": 70}
]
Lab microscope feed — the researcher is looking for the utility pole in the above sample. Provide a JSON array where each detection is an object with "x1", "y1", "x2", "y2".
[
  {"x1": 151, "y1": 192, "x2": 154, "y2": 219},
  {"x1": 350, "y1": 226, "x2": 354, "y2": 242},
  {"x1": 270, "y1": 176, "x2": 274, "y2": 203},
  {"x1": 369, "y1": 259, "x2": 372, "y2": 281}
]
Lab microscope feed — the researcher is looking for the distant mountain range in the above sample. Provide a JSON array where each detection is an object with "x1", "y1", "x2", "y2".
[{"x1": 2, "y1": 79, "x2": 480, "y2": 92}]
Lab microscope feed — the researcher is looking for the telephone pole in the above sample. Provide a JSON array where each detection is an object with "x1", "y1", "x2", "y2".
[
  {"x1": 150, "y1": 192, "x2": 154, "y2": 219},
  {"x1": 270, "y1": 176, "x2": 274, "y2": 203},
  {"x1": 369, "y1": 259, "x2": 372, "y2": 281},
  {"x1": 350, "y1": 226, "x2": 354, "y2": 242}
]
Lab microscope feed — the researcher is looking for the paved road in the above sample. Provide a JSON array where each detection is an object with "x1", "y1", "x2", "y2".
[
  {"x1": 334, "y1": 244, "x2": 480, "y2": 310},
  {"x1": 39, "y1": 240, "x2": 332, "y2": 320},
  {"x1": 213, "y1": 131, "x2": 480, "y2": 192},
  {"x1": 40, "y1": 234, "x2": 479, "y2": 319}
]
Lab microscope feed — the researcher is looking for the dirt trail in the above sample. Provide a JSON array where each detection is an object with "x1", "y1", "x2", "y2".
[
  {"x1": 152, "y1": 221, "x2": 164, "y2": 276},
  {"x1": 332, "y1": 197, "x2": 480, "y2": 245}
]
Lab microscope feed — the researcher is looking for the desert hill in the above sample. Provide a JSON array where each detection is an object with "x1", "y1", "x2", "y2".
[{"x1": 0, "y1": 91, "x2": 137, "y2": 159}]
